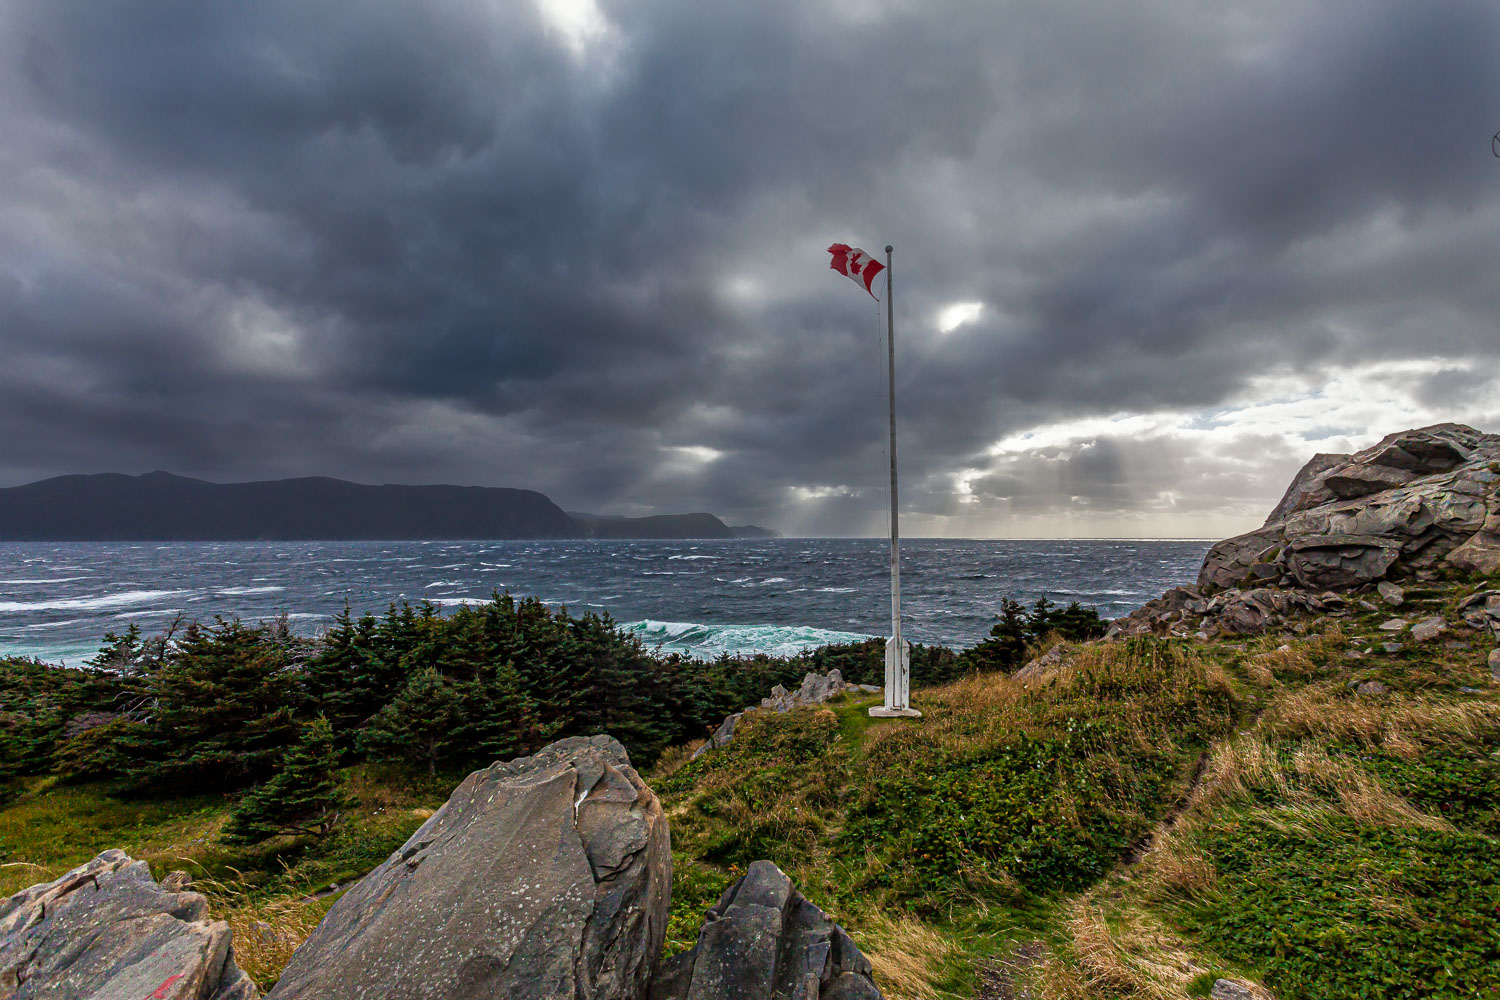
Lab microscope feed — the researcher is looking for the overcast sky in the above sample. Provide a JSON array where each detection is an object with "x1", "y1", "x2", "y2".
[{"x1": 2, "y1": 1, "x2": 1498, "y2": 537}]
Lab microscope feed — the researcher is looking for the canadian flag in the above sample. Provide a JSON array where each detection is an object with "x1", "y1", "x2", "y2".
[{"x1": 827, "y1": 243, "x2": 885, "y2": 299}]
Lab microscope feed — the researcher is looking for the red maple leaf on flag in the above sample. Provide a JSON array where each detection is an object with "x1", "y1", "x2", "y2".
[{"x1": 827, "y1": 243, "x2": 884, "y2": 298}]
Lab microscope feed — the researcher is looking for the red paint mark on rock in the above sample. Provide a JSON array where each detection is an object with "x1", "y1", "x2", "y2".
[{"x1": 147, "y1": 973, "x2": 185, "y2": 998}]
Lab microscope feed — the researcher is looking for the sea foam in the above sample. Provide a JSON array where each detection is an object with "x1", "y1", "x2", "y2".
[
  {"x1": 0, "y1": 589, "x2": 188, "y2": 613},
  {"x1": 622, "y1": 619, "x2": 873, "y2": 658}
]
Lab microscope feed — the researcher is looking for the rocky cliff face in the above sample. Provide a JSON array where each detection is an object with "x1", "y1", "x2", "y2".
[
  {"x1": 267, "y1": 735, "x2": 671, "y2": 1000},
  {"x1": 1113, "y1": 424, "x2": 1500, "y2": 639},
  {"x1": 0, "y1": 849, "x2": 257, "y2": 999},
  {"x1": 1200, "y1": 424, "x2": 1500, "y2": 592}
]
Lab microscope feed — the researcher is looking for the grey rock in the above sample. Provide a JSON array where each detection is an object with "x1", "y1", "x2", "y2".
[
  {"x1": 763, "y1": 670, "x2": 859, "y2": 712},
  {"x1": 1285, "y1": 534, "x2": 1403, "y2": 590},
  {"x1": 1356, "y1": 680, "x2": 1390, "y2": 696},
  {"x1": 1444, "y1": 641, "x2": 1472, "y2": 650},
  {"x1": 1458, "y1": 589, "x2": 1500, "y2": 611},
  {"x1": 159, "y1": 870, "x2": 194, "y2": 892},
  {"x1": 1376, "y1": 581, "x2": 1405, "y2": 606},
  {"x1": 1015, "y1": 643, "x2": 1071, "y2": 680},
  {"x1": 1198, "y1": 527, "x2": 1284, "y2": 591},
  {"x1": 1265, "y1": 452, "x2": 1347, "y2": 523},
  {"x1": 1382, "y1": 642, "x2": 1403, "y2": 653},
  {"x1": 1460, "y1": 687, "x2": 1484, "y2": 694},
  {"x1": 1323, "y1": 463, "x2": 1415, "y2": 498},
  {"x1": 651, "y1": 860, "x2": 882, "y2": 1000},
  {"x1": 1356, "y1": 599, "x2": 1379, "y2": 612},
  {"x1": 1490, "y1": 648, "x2": 1500, "y2": 681},
  {"x1": 268, "y1": 735, "x2": 670, "y2": 1000},
  {"x1": 1445, "y1": 510, "x2": 1500, "y2": 575},
  {"x1": 0, "y1": 849, "x2": 257, "y2": 1000},
  {"x1": 693, "y1": 712, "x2": 743, "y2": 760},
  {"x1": 1378, "y1": 618, "x2": 1408, "y2": 631},
  {"x1": 1210, "y1": 979, "x2": 1261, "y2": 1000},
  {"x1": 1199, "y1": 425, "x2": 1500, "y2": 594},
  {"x1": 1409, "y1": 616, "x2": 1447, "y2": 642}
]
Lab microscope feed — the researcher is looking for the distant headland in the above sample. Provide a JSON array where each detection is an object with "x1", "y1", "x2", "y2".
[{"x1": 0, "y1": 471, "x2": 781, "y2": 541}]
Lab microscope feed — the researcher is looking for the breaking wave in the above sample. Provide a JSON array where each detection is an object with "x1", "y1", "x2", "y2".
[
  {"x1": 0, "y1": 590, "x2": 189, "y2": 613},
  {"x1": 622, "y1": 619, "x2": 873, "y2": 658}
]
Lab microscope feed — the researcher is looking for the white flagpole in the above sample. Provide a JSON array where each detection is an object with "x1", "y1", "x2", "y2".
[{"x1": 871, "y1": 244, "x2": 920, "y2": 718}]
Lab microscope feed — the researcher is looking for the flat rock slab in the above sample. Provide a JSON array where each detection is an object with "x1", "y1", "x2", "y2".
[
  {"x1": 268, "y1": 735, "x2": 669, "y2": 1000},
  {"x1": 652, "y1": 860, "x2": 883, "y2": 1000},
  {"x1": 0, "y1": 849, "x2": 257, "y2": 1000},
  {"x1": 1409, "y1": 616, "x2": 1447, "y2": 642}
]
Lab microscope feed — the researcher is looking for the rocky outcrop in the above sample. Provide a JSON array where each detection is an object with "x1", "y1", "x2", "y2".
[
  {"x1": 1200, "y1": 424, "x2": 1500, "y2": 592},
  {"x1": 651, "y1": 861, "x2": 883, "y2": 1000},
  {"x1": 0, "y1": 849, "x2": 257, "y2": 999},
  {"x1": 267, "y1": 735, "x2": 670, "y2": 1000},
  {"x1": 693, "y1": 671, "x2": 877, "y2": 759},
  {"x1": 760, "y1": 670, "x2": 873, "y2": 713},
  {"x1": 1108, "y1": 584, "x2": 1355, "y2": 639}
]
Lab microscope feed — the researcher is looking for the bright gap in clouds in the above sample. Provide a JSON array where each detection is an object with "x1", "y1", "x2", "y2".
[
  {"x1": 936, "y1": 301, "x2": 983, "y2": 334},
  {"x1": 530, "y1": 0, "x2": 611, "y2": 56}
]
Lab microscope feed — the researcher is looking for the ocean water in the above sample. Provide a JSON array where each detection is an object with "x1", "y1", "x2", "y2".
[{"x1": 0, "y1": 538, "x2": 1211, "y2": 665}]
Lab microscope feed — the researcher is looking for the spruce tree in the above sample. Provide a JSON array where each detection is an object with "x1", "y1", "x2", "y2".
[
  {"x1": 117, "y1": 617, "x2": 298, "y2": 793},
  {"x1": 222, "y1": 717, "x2": 344, "y2": 844},
  {"x1": 358, "y1": 667, "x2": 472, "y2": 775},
  {"x1": 301, "y1": 603, "x2": 406, "y2": 738},
  {"x1": 358, "y1": 660, "x2": 533, "y2": 775}
]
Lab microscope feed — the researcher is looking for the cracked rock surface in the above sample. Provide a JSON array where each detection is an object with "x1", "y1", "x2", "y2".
[
  {"x1": 651, "y1": 860, "x2": 883, "y2": 1000},
  {"x1": 1200, "y1": 424, "x2": 1500, "y2": 593},
  {"x1": 267, "y1": 734, "x2": 670, "y2": 1000},
  {"x1": 0, "y1": 849, "x2": 257, "y2": 1000}
]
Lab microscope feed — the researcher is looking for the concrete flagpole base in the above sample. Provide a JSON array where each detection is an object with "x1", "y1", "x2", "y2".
[{"x1": 869, "y1": 635, "x2": 920, "y2": 717}]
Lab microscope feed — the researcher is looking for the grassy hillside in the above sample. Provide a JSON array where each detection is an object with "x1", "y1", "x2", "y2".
[
  {"x1": 1, "y1": 578, "x2": 1496, "y2": 997},
  {"x1": 651, "y1": 579, "x2": 1499, "y2": 1000}
]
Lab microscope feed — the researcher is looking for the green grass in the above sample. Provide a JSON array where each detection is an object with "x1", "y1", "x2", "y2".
[{"x1": 1177, "y1": 814, "x2": 1500, "y2": 999}]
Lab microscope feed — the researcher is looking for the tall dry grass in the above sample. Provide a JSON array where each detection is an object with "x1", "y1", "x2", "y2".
[
  {"x1": 1260, "y1": 689, "x2": 1500, "y2": 757},
  {"x1": 191, "y1": 869, "x2": 334, "y2": 989},
  {"x1": 1039, "y1": 895, "x2": 1207, "y2": 1000},
  {"x1": 861, "y1": 911, "x2": 964, "y2": 1000}
]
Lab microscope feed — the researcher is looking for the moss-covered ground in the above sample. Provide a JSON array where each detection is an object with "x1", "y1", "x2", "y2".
[{"x1": 2, "y1": 576, "x2": 1497, "y2": 997}]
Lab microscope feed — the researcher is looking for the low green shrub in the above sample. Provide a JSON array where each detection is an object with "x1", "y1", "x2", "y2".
[{"x1": 1179, "y1": 814, "x2": 1500, "y2": 999}]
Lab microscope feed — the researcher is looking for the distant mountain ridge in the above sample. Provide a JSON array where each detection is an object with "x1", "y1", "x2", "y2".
[{"x1": 0, "y1": 472, "x2": 758, "y2": 541}]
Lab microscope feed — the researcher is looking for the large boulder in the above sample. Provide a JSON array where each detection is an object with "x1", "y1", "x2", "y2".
[
  {"x1": 0, "y1": 849, "x2": 257, "y2": 999},
  {"x1": 652, "y1": 861, "x2": 882, "y2": 1000},
  {"x1": 1199, "y1": 424, "x2": 1500, "y2": 591},
  {"x1": 268, "y1": 735, "x2": 670, "y2": 1000}
]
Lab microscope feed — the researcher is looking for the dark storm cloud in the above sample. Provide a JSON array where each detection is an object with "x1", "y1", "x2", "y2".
[{"x1": 2, "y1": 0, "x2": 1499, "y2": 535}]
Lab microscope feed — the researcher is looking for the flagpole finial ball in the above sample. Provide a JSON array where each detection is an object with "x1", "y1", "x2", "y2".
[{"x1": 885, "y1": 244, "x2": 893, "y2": 254}]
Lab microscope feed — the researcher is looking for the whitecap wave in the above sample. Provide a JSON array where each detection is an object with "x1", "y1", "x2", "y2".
[
  {"x1": 0, "y1": 576, "x2": 94, "y2": 585},
  {"x1": 0, "y1": 590, "x2": 188, "y2": 613},
  {"x1": 667, "y1": 554, "x2": 718, "y2": 561},
  {"x1": 217, "y1": 586, "x2": 286, "y2": 595},
  {"x1": 622, "y1": 619, "x2": 873, "y2": 658}
]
